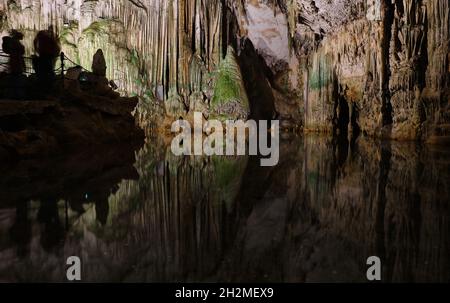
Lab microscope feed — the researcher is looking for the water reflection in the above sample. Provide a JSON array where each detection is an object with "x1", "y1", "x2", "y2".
[{"x1": 0, "y1": 135, "x2": 449, "y2": 282}]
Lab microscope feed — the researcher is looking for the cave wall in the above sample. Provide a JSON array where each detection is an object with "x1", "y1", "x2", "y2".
[
  {"x1": 0, "y1": 0, "x2": 227, "y2": 113},
  {"x1": 226, "y1": 0, "x2": 448, "y2": 142},
  {"x1": 298, "y1": 0, "x2": 449, "y2": 142},
  {"x1": 217, "y1": 0, "x2": 449, "y2": 142},
  {"x1": 0, "y1": 0, "x2": 449, "y2": 142}
]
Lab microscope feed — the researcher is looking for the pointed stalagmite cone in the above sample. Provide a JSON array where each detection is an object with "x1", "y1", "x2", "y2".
[{"x1": 92, "y1": 49, "x2": 107, "y2": 77}]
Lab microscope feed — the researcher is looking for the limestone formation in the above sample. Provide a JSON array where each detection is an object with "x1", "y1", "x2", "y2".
[
  {"x1": 0, "y1": 0, "x2": 448, "y2": 140},
  {"x1": 210, "y1": 47, "x2": 250, "y2": 121},
  {"x1": 0, "y1": 93, "x2": 144, "y2": 159},
  {"x1": 0, "y1": 0, "x2": 449, "y2": 284}
]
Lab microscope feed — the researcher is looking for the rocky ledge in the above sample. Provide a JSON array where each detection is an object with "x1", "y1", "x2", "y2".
[{"x1": 0, "y1": 91, "x2": 145, "y2": 160}]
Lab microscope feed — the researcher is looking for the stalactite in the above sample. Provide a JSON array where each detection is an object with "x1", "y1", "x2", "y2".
[
  {"x1": 0, "y1": 0, "x2": 448, "y2": 141},
  {"x1": 422, "y1": 0, "x2": 450, "y2": 144},
  {"x1": 0, "y1": 0, "x2": 226, "y2": 104},
  {"x1": 300, "y1": 0, "x2": 448, "y2": 142}
]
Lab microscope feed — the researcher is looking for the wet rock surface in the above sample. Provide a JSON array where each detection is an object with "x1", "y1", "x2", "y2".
[{"x1": 0, "y1": 91, "x2": 144, "y2": 159}]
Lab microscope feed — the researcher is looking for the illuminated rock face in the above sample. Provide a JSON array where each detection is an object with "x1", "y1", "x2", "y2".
[
  {"x1": 0, "y1": 0, "x2": 228, "y2": 119},
  {"x1": 285, "y1": 0, "x2": 449, "y2": 142},
  {"x1": 0, "y1": 0, "x2": 449, "y2": 142}
]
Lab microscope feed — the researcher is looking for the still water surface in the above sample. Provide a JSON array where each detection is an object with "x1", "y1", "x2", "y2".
[{"x1": 0, "y1": 135, "x2": 449, "y2": 282}]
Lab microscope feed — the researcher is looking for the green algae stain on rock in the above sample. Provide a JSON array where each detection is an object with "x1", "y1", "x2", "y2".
[
  {"x1": 308, "y1": 54, "x2": 334, "y2": 90},
  {"x1": 211, "y1": 46, "x2": 250, "y2": 121},
  {"x1": 211, "y1": 155, "x2": 248, "y2": 212}
]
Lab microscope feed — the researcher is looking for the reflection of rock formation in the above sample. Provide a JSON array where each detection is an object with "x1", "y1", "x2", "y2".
[
  {"x1": 0, "y1": 140, "x2": 142, "y2": 281},
  {"x1": 217, "y1": 136, "x2": 450, "y2": 282},
  {"x1": 0, "y1": 135, "x2": 448, "y2": 282},
  {"x1": 103, "y1": 144, "x2": 249, "y2": 282},
  {"x1": 0, "y1": 140, "x2": 249, "y2": 282}
]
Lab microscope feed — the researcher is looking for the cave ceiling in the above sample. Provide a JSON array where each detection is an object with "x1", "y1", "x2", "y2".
[{"x1": 124, "y1": 0, "x2": 367, "y2": 36}]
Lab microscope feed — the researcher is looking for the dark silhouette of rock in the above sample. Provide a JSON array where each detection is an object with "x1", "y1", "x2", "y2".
[
  {"x1": 0, "y1": 92, "x2": 144, "y2": 160},
  {"x1": 92, "y1": 49, "x2": 106, "y2": 77},
  {"x1": 64, "y1": 66, "x2": 83, "y2": 91}
]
